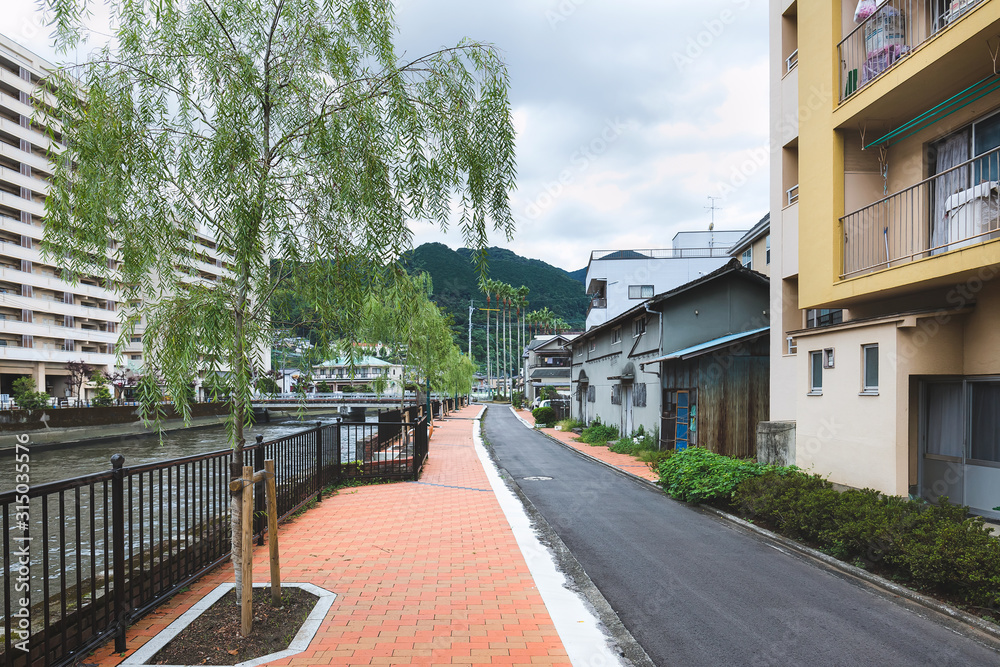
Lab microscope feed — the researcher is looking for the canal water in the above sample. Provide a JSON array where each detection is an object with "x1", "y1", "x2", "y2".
[
  {"x1": 0, "y1": 411, "x2": 380, "y2": 630},
  {"x1": 1, "y1": 413, "x2": 360, "y2": 490}
]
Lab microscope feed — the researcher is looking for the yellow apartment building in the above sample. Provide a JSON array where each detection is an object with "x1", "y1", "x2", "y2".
[{"x1": 770, "y1": 0, "x2": 1000, "y2": 519}]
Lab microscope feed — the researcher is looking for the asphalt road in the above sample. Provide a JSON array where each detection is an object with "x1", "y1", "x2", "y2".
[{"x1": 482, "y1": 406, "x2": 1000, "y2": 667}]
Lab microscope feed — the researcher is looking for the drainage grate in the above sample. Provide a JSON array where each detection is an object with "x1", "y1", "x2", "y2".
[{"x1": 522, "y1": 476, "x2": 553, "y2": 481}]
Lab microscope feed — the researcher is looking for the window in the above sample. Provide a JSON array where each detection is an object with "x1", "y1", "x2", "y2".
[
  {"x1": 632, "y1": 317, "x2": 646, "y2": 338},
  {"x1": 862, "y1": 344, "x2": 878, "y2": 394},
  {"x1": 576, "y1": 344, "x2": 583, "y2": 357},
  {"x1": 588, "y1": 338, "x2": 596, "y2": 352},
  {"x1": 611, "y1": 327, "x2": 622, "y2": 344},
  {"x1": 628, "y1": 284, "x2": 654, "y2": 299},
  {"x1": 766, "y1": 235, "x2": 771, "y2": 264},
  {"x1": 130, "y1": 354, "x2": 142, "y2": 361},
  {"x1": 806, "y1": 309, "x2": 843, "y2": 328},
  {"x1": 741, "y1": 248, "x2": 752, "y2": 268},
  {"x1": 809, "y1": 351, "x2": 823, "y2": 394}
]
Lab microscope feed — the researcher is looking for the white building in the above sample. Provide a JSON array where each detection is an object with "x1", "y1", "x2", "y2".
[
  {"x1": 311, "y1": 356, "x2": 403, "y2": 393},
  {"x1": 584, "y1": 230, "x2": 747, "y2": 330}
]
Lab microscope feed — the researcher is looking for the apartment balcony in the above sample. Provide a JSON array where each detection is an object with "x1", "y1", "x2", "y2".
[
  {"x1": 0, "y1": 343, "x2": 114, "y2": 365},
  {"x1": 0, "y1": 318, "x2": 117, "y2": 343},
  {"x1": 841, "y1": 143, "x2": 1000, "y2": 277},
  {"x1": 586, "y1": 297, "x2": 607, "y2": 316},
  {"x1": 0, "y1": 266, "x2": 113, "y2": 301},
  {"x1": 839, "y1": 0, "x2": 986, "y2": 103}
]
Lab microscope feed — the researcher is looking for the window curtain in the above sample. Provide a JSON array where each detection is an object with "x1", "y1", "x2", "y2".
[
  {"x1": 925, "y1": 382, "x2": 964, "y2": 457},
  {"x1": 932, "y1": 131, "x2": 970, "y2": 249},
  {"x1": 970, "y1": 382, "x2": 1000, "y2": 463}
]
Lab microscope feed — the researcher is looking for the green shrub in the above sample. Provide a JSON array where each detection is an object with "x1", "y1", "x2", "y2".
[
  {"x1": 579, "y1": 422, "x2": 619, "y2": 445},
  {"x1": 531, "y1": 406, "x2": 556, "y2": 426},
  {"x1": 733, "y1": 470, "x2": 1000, "y2": 612},
  {"x1": 734, "y1": 471, "x2": 838, "y2": 542},
  {"x1": 511, "y1": 391, "x2": 524, "y2": 409},
  {"x1": 12, "y1": 377, "x2": 50, "y2": 410},
  {"x1": 610, "y1": 437, "x2": 643, "y2": 455},
  {"x1": 92, "y1": 385, "x2": 114, "y2": 407},
  {"x1": 657, "y1": 447, "x2": 786, "y2": 503},
  {"x1": 638, "y1": 448, "x2": 673, "y2": 468},
  {"x1": 556, "y1": 418, "x2": 581, "y2": 431}
]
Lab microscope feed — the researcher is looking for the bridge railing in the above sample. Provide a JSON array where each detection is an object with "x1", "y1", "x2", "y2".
[{"x1": 0, "y1": 416, "x2": 428, "y2": 666}]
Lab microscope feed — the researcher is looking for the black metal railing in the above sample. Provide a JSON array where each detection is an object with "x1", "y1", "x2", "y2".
[{"x1": 0, "y1": 416, "x2": 428, "y2": 666}]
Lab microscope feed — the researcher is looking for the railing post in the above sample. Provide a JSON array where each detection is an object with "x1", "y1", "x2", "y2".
[
  {"x1": 254, "y1": 436, "x2": 265, "y2": 546},
  {"x1": 110, "y1": 453, "x2": 127, "y2": 654},
  {"x1": 315, "y1": 421, "x2": 323, "y2": 503},
  {"x1": 334, "y1": 416, "x2": 342, "y2": 483}
]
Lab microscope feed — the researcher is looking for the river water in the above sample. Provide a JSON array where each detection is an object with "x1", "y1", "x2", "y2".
[
  {"x1": 1, "y1": 413, "x2": 359, "y2": 490},
  {"x1": 0, "y1": 411, "x2": 379, "y2": 636}
]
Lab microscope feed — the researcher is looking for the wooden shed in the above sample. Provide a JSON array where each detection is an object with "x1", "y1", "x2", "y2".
[{"x1": 643, "y1": 328, "x2": 769, "y2": 458}]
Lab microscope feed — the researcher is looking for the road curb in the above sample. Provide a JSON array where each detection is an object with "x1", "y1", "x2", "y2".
[{"x1": 510, "y1": 410, "x2": 1000, "y2": 647}]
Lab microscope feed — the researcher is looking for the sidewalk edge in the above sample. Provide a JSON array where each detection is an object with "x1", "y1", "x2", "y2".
[
  {"x1": 472, "y1": 405, "x2": 627, "y2": 666},
  {"x1": 509, "y1": 408, "x2": 1000, "y2": 647}
]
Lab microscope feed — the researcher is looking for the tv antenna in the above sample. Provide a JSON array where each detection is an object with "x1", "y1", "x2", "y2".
[{"x1": 705, "y1": 196, "x2": 722, "y2": 230}]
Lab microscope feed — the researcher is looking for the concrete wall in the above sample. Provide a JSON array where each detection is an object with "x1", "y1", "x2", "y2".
[
  {"x1": 0, "y1": 401, "x2": 230, "y2": 432},
  {"x1": 757, "y1": 421, "x2": 796, "y2": 466}
]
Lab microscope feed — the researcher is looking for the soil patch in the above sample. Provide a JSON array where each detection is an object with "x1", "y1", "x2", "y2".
[{"x1": 150, "y1": 587, "x2": 317, "y2": 665}]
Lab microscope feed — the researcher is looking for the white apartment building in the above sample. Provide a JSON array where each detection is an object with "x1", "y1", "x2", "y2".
[
  {"x1": 584, "y1": 230, "x2": 747, "y2": 330},
  {"x1": 0, "y1": 34, "x2": 231, "y2": 402}
]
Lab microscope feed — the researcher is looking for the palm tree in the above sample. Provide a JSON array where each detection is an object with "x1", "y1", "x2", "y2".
[
  {"x1": 480, "y1": 279, "x2": 492, "y2": 397},
  {"x1": 515, "y1": 286, "x2": 529, "y2": 393}
]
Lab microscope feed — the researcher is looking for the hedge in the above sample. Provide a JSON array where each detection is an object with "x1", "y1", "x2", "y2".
[{"x1": 658, "y1": 447, "x2": 1000, "y2": 614}]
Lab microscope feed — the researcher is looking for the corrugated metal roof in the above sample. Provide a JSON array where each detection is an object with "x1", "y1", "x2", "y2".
[{"x1": 642, "y1": 327, "x2": 769, "y2": 364}]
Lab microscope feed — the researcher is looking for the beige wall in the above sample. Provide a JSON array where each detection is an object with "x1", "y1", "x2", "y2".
[{"x1": 795, "y1": 322, "x2": 903, "y2": 493}]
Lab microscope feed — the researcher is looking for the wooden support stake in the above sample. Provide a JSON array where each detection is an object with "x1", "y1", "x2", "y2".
[
  {"x1": 264, "y1": 460, "x2": 281, "y2": 605},
  {"x1": 241, "y1": 464, "x2": 254, "y2": 637}
]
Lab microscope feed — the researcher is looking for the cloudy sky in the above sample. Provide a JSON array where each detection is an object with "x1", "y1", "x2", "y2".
[{"x1": 5, "y1": 0, "x2": 768, "y2": 272}]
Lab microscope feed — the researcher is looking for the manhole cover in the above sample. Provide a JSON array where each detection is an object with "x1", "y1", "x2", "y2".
[{"x1": 522, "y1": 476, "x2": 553, "y2": 481}]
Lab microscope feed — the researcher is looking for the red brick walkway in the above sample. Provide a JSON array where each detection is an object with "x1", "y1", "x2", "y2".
[
  {"x1": 514, "y1": 409, "x2": 660, "y2": 484},
  {"x1": 89, "y1": 405, "x2": 571, "y2": 666}
]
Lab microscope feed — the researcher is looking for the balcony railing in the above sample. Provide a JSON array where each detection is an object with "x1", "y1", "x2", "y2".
[
  {"x1": 841, "y1": 143, "x2": 1000, "y2": 278},
  {"x1": 839, "y1": 0, "x2": 985, "y2": 102},
  {"x1": 786, "y1": 49, "x2": 798, "y2": 73},
  {"x1": 589, "y1": 247, "x2": 732, "y2": 262}
]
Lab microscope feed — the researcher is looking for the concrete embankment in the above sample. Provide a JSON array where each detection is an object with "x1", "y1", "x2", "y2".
[{"x1": 0, "y1": 412, "x2": 232, "y2": 452}]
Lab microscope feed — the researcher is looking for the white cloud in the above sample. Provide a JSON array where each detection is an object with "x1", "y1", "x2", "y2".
[{"x1": 4, "y1": 0, "x2": 769, "y2": 272}]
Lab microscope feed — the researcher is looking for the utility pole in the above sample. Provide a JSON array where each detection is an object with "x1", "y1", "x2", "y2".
[{"x1": 468, "y1": 300, "x2": 474, "y2": 360}]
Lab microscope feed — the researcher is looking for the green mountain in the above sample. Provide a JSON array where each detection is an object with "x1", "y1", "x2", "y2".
[
  {"x1": 567, "y1": 267, "x2": 587, "y2": 284},
  {"x1": 401, "y1": 243, "x2": 588, "y2": 367}
]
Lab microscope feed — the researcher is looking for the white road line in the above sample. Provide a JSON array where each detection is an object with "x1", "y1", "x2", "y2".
[{"x1": 472, "y1": 405, "x2": 625, "y2": 667}]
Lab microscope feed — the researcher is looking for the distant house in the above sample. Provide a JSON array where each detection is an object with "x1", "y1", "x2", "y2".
[
  {"x1": 310, "y1": 356, "x2": 403, "y2": 392},
  {"x1": 571, "y1": 259, "x2": 770, "y2": 456},
  {"x1": 727, "y1": 214, "x2": 771, "y2": 276},
  {"x1": 521, "y1": 334, "x2": 579, "y2": 404},
  {"x1": 584, "y1": 229, "x2": 747, "y2": 330}
]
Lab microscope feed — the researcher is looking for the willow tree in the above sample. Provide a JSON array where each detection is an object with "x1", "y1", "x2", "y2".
[{"x1": 42, "y1": 0, "x2": 516, "y2": 606}]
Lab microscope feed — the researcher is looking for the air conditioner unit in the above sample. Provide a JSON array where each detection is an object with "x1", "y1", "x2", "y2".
[{"x1": 944, "y1": 181, "x2": 999, "y2": 251}]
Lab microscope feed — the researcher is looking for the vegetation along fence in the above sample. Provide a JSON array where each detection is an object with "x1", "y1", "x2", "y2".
[{"x1": 0, "y1": 415, "x2": 429, "y2": 666}]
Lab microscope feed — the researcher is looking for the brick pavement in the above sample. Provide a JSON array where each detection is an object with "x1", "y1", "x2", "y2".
[
  {"x1": 514, "y1": 409, "x2": 660, "y2": 484},
  {"x1": 88, "y1": 404, "x2": 571, "y2": 666}
]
